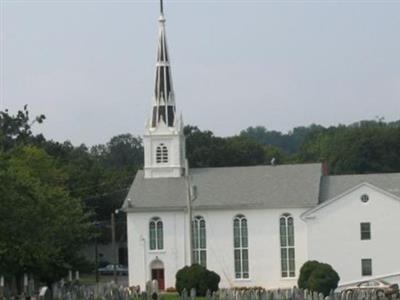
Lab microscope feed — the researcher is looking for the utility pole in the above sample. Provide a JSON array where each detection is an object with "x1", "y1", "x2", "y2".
[
  {"x1": 185, "y1": 160, "x2": 197, "y2": 266},
  {"x1": 111, "y1": 211, "x2": 117, "y2": 283},
  {"x1": 94, "y1": 227, "x2": 99, "y2": 294},
  {"x1": 186, "y1": 174, "x2": 193, "y2": 265}
]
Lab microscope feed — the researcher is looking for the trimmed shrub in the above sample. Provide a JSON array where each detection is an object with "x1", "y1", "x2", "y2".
[
  {"x1": 298, "y1": 261, "x2": 320, "y2": 289},
  {"x1": 175, "y1": 264, "x2": 220, "y2": 296},
  {"x1": 298, "y1": 260, "x2": 340, "y2": 296}
]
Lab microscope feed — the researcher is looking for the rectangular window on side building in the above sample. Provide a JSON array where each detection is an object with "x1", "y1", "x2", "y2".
[
  {"x1": 360, "y1": 222, "x2": 371, "y2": 240},
  {"x1": 362, "y1": 259, "x2": 372, "y2": 276}
]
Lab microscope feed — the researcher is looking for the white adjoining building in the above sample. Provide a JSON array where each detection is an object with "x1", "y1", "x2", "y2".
[{"x1": 122, "y1": 2, "x2": 400, "y2": 291}]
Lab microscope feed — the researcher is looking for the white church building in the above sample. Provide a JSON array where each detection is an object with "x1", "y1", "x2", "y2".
[{"x1": 122, "y1": 1, "x2": 400, "y2": 291}]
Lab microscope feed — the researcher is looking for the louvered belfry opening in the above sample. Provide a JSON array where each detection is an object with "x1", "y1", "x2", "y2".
[
  {"x1": 156, "y1": 144, "x2": 168, "y2": 163},
  {"x1": 152, "y1": 106, "x2": 175, "y2": 127}
]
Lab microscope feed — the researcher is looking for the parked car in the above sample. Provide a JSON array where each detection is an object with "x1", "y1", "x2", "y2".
[
  {"x1": 97, "y1": 264, "x2": 128, "y2": 276},
  {"x1": 343, "y1": 280, "x2": 399, "y2": 297}
]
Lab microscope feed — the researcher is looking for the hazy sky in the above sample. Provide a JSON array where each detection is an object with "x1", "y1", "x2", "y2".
[{"x1": 1, "y1": 0, "x2": 400, "y2": 146}]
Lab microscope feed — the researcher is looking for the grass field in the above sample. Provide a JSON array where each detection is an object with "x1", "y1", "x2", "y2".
[{"x1": 161, "y1": 293, "x2": 206, "y2": 300}]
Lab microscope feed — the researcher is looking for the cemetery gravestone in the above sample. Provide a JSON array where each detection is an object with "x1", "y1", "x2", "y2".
[
  {"x1": 39, "y1": 286, "x2": 51, "y2": 300},
  {"x1": 206, "y1": 289, "x2": 212, "y2": 300},
  {"x1": 190, "y1": 288, "x2": 197, "y2": 300},
  {"x1": 182, "y1": 288, "x2": 188, "y2": 300},
  {"x1": 152, "y1": 279, "x2": 159, "y2": 295}
]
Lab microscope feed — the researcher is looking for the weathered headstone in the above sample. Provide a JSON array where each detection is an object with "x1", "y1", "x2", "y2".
[
  {"x1": 39, "y1": 286, "x2": 51, "y2": 300},
  {"x1": 250, "y1": 290, "x2": 257, "y2": 300},
  {"x1": 245, "y1": 290, "x2": 251, "y2": 300},
  {"x1": 0, "y1": 275, "x2": 4, "y2": 299},
  {"x1": 210, "y1": 291, "x2": 215, "y2": 300},
  {"x1": 152, "y1": 279, "x2": 159, "y2": 294},
  {"x1": 206, "y1": 289, "x2": 212, "y2": 300},
  {"x1": 267, "y1": 290, "x2": 274, "y2": 300},
  {"x1": 22, "y1": 273, "x2": 28, "y2": 295},
  {"x1": 261, "y1": 290, "x2": 267, "y2": 300},
  {"x1": 190, "y1": 288, "x2": 197, "y2": 300},
  {"x1": 182, "y1": 288, "x2": 188, "y2": 300},
  {"x1": 304, "y1": 290, "x2": 309, "y2": 300},
  {"x1": 146, "y1": 280, "x2": 153, "y2": 297},
  {"x1": 28, "y1": 278, "x2": 35, "y2": 297}
]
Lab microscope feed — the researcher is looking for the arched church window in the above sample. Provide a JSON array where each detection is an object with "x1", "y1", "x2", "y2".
[
  {"x1": 280, "y1": 213, "x2": 295, "y2": 278},
  {"x1": 156, "y1": 144, "x2": 168, "y2": 163},
  {"x1": 233, "y1": 214, "x2": 249, "y2": 279},
  {"x1": 149, "y1": 217, "x2": 164, "y2": 250},
  {"x1": 192, "y1": 216, "x2": 207, "y2": 267}
]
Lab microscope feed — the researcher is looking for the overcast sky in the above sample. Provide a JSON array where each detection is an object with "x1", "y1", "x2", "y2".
[{"x1": 1, "y1": 0, "x2": 399, "y2": 146}]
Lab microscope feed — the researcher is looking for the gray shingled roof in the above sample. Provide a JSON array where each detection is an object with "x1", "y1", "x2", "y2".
[
  {"x1": 320, "y1": 173, "x2": 400, "y2": 202},
  {"x1": 123, "y1": 163, "x2": 322, "y2": 211}
]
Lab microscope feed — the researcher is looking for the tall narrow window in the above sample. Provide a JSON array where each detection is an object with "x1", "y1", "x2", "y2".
[
  {"x1": 149, "y1": 217, "x2": 163, "y2": 250},
  {"x1": 233, "y1": 214, "x2": 249, "y2": 279},
  {"x1": 361, "y1": 223, "x2": 371, "y2": 240},
  {"x1": 362, "y1": 259, "x2": 372, "y2": 276},
  {"x1": 280, "y1": 213, "x2": 295, "y2": 278},
  {"x1": 193, "y1": 216, "x2": 207, "y2": 267},
  {"x1": 156, "y1": 144, "x2": 168, "y2": 163}
]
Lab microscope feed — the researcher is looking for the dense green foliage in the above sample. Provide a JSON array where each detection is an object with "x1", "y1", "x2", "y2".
[
  {"x1": 298, "y1": 261, "x2": 321, "y2": 289},
  {"x1": 38, "y1": 135, "x2": 143, "y2": 223},
  {"x1": 240, "y1": 125, "x2": 324, "y2": 154},
  {"x1": 185, "y1": 126, "x2": 267, "y2": 167},
  {"x1": 0, "y1": 106, "x2": 45, "y2": 151},
  {"x1": 297, "y1": 124, "x2": 400, "y2": 174},
  {"x1": 298, "y1": 261, "x2": 340, "y2": 296},
  {"x1": 0, "y1": 109, "x2": 92, "y2": 285},
  {"x1": 188, "y1": 120, "x2": 400, "y2": 174},
  {"x1": 175, "y1": 264, "x2": 220, "y2": 296}
]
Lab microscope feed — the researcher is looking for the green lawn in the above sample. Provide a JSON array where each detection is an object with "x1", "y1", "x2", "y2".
[{"x1": 161, "y1": 293, "x2": 206, "y2": 300}]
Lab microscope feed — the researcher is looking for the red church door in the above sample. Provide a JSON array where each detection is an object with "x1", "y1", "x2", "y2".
[{"x1": 151, "y1": 268, "x2": 165, "y2": 290}]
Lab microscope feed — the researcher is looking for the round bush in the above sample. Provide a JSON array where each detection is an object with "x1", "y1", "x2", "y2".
[
  {"x1": 298, "y1": 260, "x2": 340, "y2": 296},
  {"x1": 298, "y1": 261, "x2": 320, "y2": 289},
  {"x1": 175, "y1": 264, "x2": 220, "y2": 296}
]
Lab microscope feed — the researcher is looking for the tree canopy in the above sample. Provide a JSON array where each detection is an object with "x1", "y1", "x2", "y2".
[
  {"x1": 0, "y1": 107, "x2": 92, "y2": 284},
  {"x1": 240, "y1": 121, "x2": 400, "y2": 174}
]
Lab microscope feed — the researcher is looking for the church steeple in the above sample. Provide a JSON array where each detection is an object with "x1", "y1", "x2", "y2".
[
  {"x1": 151, "y1": 0, "x2": 176, "y2": 128},
  {"x1": 143, "y1": 0, "x2": 186, "y2": 179}
]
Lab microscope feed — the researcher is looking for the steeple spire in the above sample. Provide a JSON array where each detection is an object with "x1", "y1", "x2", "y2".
[
  {"x1": 143, "y1": 0, "x2": 186, "y2": 179},
  {"x1": 151, "y1": 0, "x2": 176, "y2": 128}
]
